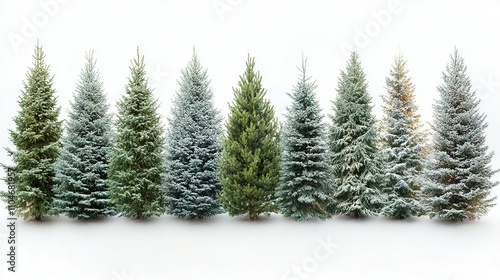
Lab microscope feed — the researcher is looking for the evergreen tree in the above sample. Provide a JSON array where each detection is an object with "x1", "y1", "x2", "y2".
[
  {"x1": 108, "y1": 48, "x2": 165, "y2": 219},
  {"x1": 329, "y1": 51, "x2": 385, "y2": 218},
  {"x1": 276, "y1": 58, "x2": 333, "y2": 221},
  {"x1": 2, "y1": 42, "x2": 63, "y2": 220},
  {"x1": 164, "y1": 50, "x2": 223, "y2": 219},
  {"x1": 53, "y1": 51, "x2": 115, "y2": 220},
  {"x1": 219, "y1": 55, "x2": 281, "y2": 220},
  {"x1": 380, "y1": 54, "x2": 426, "y2": 219},
  {"x1": 422, "y1": 49, "x2": 497, "y2": 222}
]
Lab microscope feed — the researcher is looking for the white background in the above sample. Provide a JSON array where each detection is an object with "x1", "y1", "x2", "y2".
[{"x1": 1, "y1": 1, "x2": 499, "y2": 279}]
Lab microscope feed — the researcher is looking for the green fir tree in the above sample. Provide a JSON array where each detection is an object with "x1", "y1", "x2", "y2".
[
  {"x1": 108, "y1": 48, "x2": 166, "y2": 219},
  {"x1": 2, "y1": 42, "x2": 63, "y2": 220},
  {"x1": 219, "y1": 55, "x2": 281, "y2": 220}
]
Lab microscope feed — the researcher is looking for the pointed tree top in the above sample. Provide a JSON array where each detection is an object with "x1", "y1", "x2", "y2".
[
  {"x1": 340, "y1": 50, "x2": 365, "y2": 81},
  {"x1": 450, "y1": 47, "x2": 463, "y2": 65},
  {"x1": 32, "y1": 41, "x2": 46, "y2": 66},
  {"x1": 85, "y1": 49, "x2": 94, "y2": 60},
  {"x1": 239, "y1": 54, "x2": 260, "y2": 85},
  {"x1": 246, "y1": 53, "x2": 255, "y2": 68},
  {"x1": 444, "y1": 47, "x2": 468, "y2": 78},
  {"x1": 350, "y1": 50, "x2": 359, "y2": 61},
  {"x1": 132, "y1": 46, "x2": 145, "y2": 68},
  {"x1": 395, "y1": 48, "x2": 403, "y2": 62},
  {"x1": 189, "y1": 47, "x2": 200, "y2": 69},
  {"x1": 296, "y1": 54, "x2": 314, "y2": 85},
  {"x1": 84, "y1": 50, "x2": 96, "y2": 69},
  {"x1": 392, "y1": 51, "x2": 408, "y2": 73},
  {"x1": 299, "y1": 53, "x2": 307, "y2": 81}
]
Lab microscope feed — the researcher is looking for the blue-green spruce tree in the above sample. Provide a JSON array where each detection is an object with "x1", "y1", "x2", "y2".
[
  {"x1": 422, "y1": 49, "x2": 497, "y2": 222},
  {"x1": 164, "y1": 51, "x2": 223, "y2": 219},
  {"x1": 276, "y1": 58, "x2": 333, "y2": 221},
  {"x1": 53, "y1": 51, "x2": 115, "y2": 219},
  {"x1": 329, "y1": 51, "x2": 386, "y2": 218},
  {"x1": 380, "y1": 54, "x2": 426, "y2": 219}
]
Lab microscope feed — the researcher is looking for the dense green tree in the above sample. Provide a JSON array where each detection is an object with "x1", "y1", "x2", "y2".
[
  {"x1": 219, "y1": 56, "x2": 281, "y2": 220},
  {"x1": 2, "y1": 42, "x2": 63, "y2": 220},
  {"x1": 108, "y1": 48, "x2": 165, "y2": 219}
]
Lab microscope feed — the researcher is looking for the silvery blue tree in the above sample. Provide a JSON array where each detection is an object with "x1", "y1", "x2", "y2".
[
  {"x1": 329, "y1": 51, "x2": 386, "y2": 218},
  {"x1": 422, "y1": 49, "x2": 497, "y2": 222},
  {"x1": 380, "y1": 54, "x2": 426, "y2": 219},
  {"x1": 164, "y1": 51, "x2": 223, "y2": 219},
  {"x1": 276, "y1": 58, "x2": 333, "y2": 221},
  {"x1": 53, "y1": 51, "x2": 115, "y2": 219}
]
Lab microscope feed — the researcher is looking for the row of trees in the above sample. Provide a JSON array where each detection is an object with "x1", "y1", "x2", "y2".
[{"x1": 2, "y1": 43, "x2": 497, "y2": 222}]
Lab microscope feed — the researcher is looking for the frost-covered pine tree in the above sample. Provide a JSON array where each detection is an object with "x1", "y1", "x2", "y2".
[
  {"x1": 108, "y1": 48, "x2": 166, "y2": 219},
  {"x1": 219, "y1": 56, "x2": 281, "y2": 220},
  {"x1": 1, "y1": 42, "x2": 63, "y2": 220},
  {"x1": 164, "y1": 50, "x2": 223, "y2": 219},
  {"x1": 329, "y1": 51, "x2": 386, "y2": 218},
  {"x1": 422, "y1": 49, "x2": 497, "y2": 222},
  {"x1": 380, "y1": 53, "x2": 426, "y2": 219},
  {"x1": 276, "y1": 58, "x2": 333, "y2": 221},
  {"x1": 53, "y1": 51, "x2": 115, "y2": 220}
]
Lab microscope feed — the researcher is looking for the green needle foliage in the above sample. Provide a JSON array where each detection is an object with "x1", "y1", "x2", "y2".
[
  {"x1": 108, "y1": 48, "x2": 166, "y2": 219},
  {"x1": 2, "y1": 42, "x2": 63, "y2": 220},
  {"x1": 219, "y1": 55, "x2": 281, "y2": 220}
]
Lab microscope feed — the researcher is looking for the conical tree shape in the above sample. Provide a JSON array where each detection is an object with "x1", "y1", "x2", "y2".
[
  {"x1": 219, "y1": 55, "x2": 281, "y2": 220},
  {"x1": 53, "y1": 51, "x2": 115, "y2": 220},
  {"x1": 276, "y1": 58, "x2": 333, "y2": 221},
  {"x1": 329, "y1": 51, "x2": 386, "y2": 218},
  {"x1": 2, "y1": 42, "x2": 63, "y2": 220},
  {"x1": 108, "y1": 48, "x2": 166, "y2": 219},
  {"x1": 164, "y1": 50, "x2": 223, "y2": 219},
  {"x1": 422, "y1": 49, "x2": 497, "y2": 222},
  {"x1": 380, "y1": 53, "x2": 426, "y2": 219}
]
